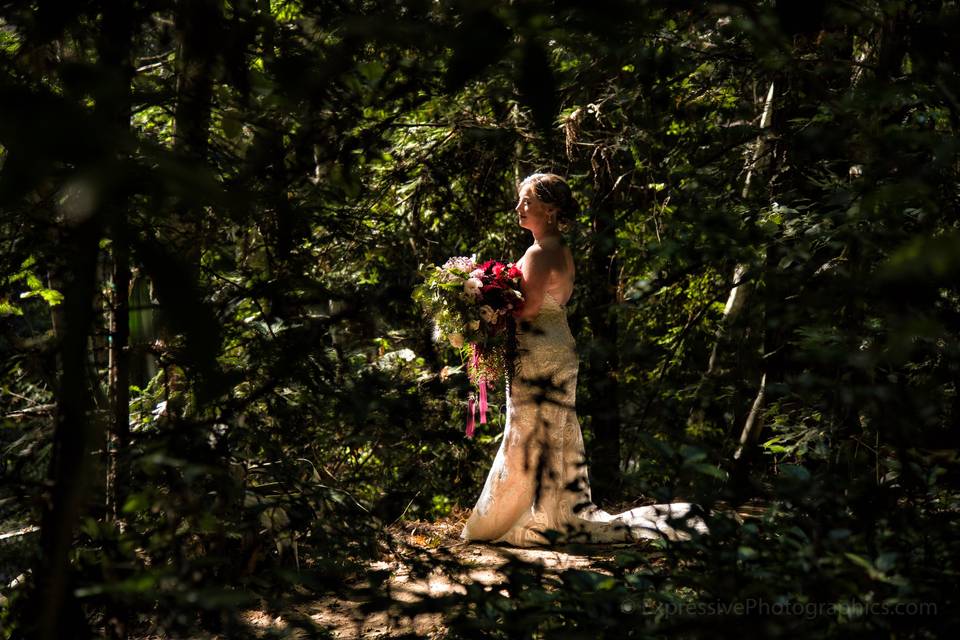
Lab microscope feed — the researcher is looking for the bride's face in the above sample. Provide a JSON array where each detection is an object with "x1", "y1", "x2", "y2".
[{"x1": 515, "y1": 183, "x2": 555, "y2": 232}]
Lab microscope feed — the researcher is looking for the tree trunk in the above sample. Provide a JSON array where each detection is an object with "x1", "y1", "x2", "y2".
[
  {"x1": 689, "y1": 81, "x2": 775, "y2": 434},
  {"x1": 104, "y1": 219, "x2": 131, "y2": 640},
  {"x1": 98, "y1": 2, "x2": 135, "y2": 638},
  {"x1": 172, "y1": 0, "x2": 221, "y2": 261},
  {"x1": 706, "y1": 263, "x2": 750, "y2": 376},
  {"x1": 143, "y1": 0, "x2": 221, "y2": 410},
  {"x1": 735, "y1": 372, "x2": 767, "y2": 459},
  {"x1": 34, "y1": 217, "x2": 102, "y2": 640},
  {"x1": 732, "y1": 78, "x2": 781, "y2": 471},
  {"x1": 584, "y1": 154, "x2": 621, "y2": 498},
  {"x1": 174, "y1": 0, "x2": 219, "y2": 161},
  {"x1": 106, "y1": 224, "x2": 131, "y2": 524}
]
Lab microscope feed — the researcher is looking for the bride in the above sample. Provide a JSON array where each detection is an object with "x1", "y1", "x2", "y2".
[{"x1": 460, "y1": 173, "x2": 709, "y2": 547}]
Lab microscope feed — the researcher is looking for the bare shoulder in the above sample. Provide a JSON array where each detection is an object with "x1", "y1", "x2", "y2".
[
  {"x1": 525, "y1": 242, "x2": 566, "y2": 266},
  {"x1": 523, "y1": 243, "x2": 544, "y2": 258},
  {"x1": 521, "y1": 244, "x2": 546, "y2": 269}
]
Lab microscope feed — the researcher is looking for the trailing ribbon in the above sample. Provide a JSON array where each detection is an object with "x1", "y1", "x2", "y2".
[
  {"x1": 478, "y1": 379, "x2": 487, "y2": 424},
  {"x1": 466, "y1": 397, "x2": 476, "y2": 438},
  {"x1": 465, "y1": 344, "x2": 488, "y2": 436}
]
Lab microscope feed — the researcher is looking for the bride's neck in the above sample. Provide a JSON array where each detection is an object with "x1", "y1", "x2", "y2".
[{"x1": 532, "y1": 229, "x2": 561, "y2": 245}]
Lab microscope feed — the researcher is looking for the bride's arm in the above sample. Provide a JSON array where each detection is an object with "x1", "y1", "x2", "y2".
[{"x1": 516, "y1": 246, "x2": 551, "y2": 321}]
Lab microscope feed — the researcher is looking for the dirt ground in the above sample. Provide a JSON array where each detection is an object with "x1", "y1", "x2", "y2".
[
  {"x1": 239, "y1": 503, "x2": 757, "y2": 639},
  {"x1": 242, "y1": 518, "x2": 631, "y2": 638}
]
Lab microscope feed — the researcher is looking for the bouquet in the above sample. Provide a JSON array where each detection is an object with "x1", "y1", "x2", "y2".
[{"x1": 413, "y1": 256, "x2": 525, "y2": 437}]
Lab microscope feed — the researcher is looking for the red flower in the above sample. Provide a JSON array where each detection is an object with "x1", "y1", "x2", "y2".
[{"x1": 481, "y1": 282, "x2": 505, "y2": 294}]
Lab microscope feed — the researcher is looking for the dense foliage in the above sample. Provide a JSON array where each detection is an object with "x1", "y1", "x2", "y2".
[{"x1": 1, "y1": 0, "x2": 959, "y2": 637}]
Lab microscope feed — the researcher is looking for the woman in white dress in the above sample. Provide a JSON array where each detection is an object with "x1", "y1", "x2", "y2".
[{"x1": 460, "y1": 173, "x2": 708, "y2": 547}]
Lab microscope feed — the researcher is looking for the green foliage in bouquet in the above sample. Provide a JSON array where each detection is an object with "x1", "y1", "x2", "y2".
[{"x1": 413, "y1": 256, "x2": 523, "y2": 385}]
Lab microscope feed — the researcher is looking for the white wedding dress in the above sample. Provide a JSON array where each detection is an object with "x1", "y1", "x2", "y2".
[{"x1": 461, "y1": 292, "x2": 709, "y2": 547}]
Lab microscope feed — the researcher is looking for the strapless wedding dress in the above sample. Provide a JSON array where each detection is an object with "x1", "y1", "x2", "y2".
[{"x1": 461, "y1": 292, "x2": 708, "y2": 547}]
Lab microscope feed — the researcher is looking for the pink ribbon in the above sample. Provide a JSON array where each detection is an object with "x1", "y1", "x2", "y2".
[
  {"x1": 465, "y1": 345, "x2": 488, "y2": 436},
  {"x1": 466, "y1": 397, "x2": 476, "y2": 438},
  {"x1": 478, "y1": 380, "x2": 487, "y2": 424}
]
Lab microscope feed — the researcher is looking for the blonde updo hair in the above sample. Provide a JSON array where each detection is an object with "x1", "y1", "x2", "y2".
[{"x1": 519, "y1": 172, "x2": 579, "y2": 232}]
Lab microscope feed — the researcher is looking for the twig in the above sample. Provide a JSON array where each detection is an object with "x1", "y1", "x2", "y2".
[{"x1": 389, "y1": 491, "x2": 422, "y2": 527}]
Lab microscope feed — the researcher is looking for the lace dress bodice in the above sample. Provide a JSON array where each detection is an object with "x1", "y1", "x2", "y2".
[{"x1": 461, "y1": 293, "x2": 708, "y2": 546}]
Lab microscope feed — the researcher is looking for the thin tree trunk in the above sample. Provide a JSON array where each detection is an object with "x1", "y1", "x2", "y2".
[
  {"x1": 718, "y1": 79, "x2": 776, "y2": 366},
  {"x1": 735, "y1": 374, "x2": 767, "y2": 459},
  {"x1": 706, "y1": 263, "x2": 749, "y2": 376},
  {"x1": 688, "y1": 81, "x2": 775, "y2": 433},
  {"x1": 740, "y1": 80, "x2": 776, "y2": 200},
  {"x1": 106, "y1": 222, "x2": 130, "y2": 524},
  {"x1": 35, "y1": 217, "x2": 102, "y2": 640},
  {"x1": 97, "y1": 2, "x2": 135, "y2": 637},
  {"x1": 104, "y1": 218, "x2": 131, "y2": 640},
  {"x1": 731, "y1": 80, "x2": 778, "y2": 468}
]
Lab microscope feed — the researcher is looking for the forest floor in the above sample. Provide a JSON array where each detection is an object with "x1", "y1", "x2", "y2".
[
  {"x1": 240, "y1": 502, "x2": 761, "y2": 639},
  {"x1": 1, "y1": 504, "x2": 762, "y2": 639},
  {"x1": 4, "y1": 510, "x2": 625, "y2": 639},
  {"x1": 242, "y1": 508, "x2": 625, "y2": 639}
]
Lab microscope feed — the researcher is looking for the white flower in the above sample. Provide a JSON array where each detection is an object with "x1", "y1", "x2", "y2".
[
  {"x1": 463, "y1": 277, "x2": 483, "y2": 297},
  {"x1": 469, "y1": 268, "x2": 484, "y2": 279},
  {"x1": 448, "y1": 332, "x2": 465, "y2": 348},
  {"x1": 442, "y1": 256, "x2": 475, "y2": 272},
  {"x1": 479, "y1": 305, "x2": 496, "y2": 323}
]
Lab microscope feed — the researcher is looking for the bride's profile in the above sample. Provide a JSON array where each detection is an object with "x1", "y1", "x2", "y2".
[{"x1": 460, "y1": 172, "x2": 709, "y2": 547}]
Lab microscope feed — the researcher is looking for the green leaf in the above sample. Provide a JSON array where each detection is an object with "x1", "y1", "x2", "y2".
[
  {"x1": 39, "y1": 288, "x2": 64, "y2": 306},
  {"x1": 122, "y1": 493, "x2": 150, "y2": 514},
  {"x1": 0, "y1": 299, "x2": 23, "y2": 315}
]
